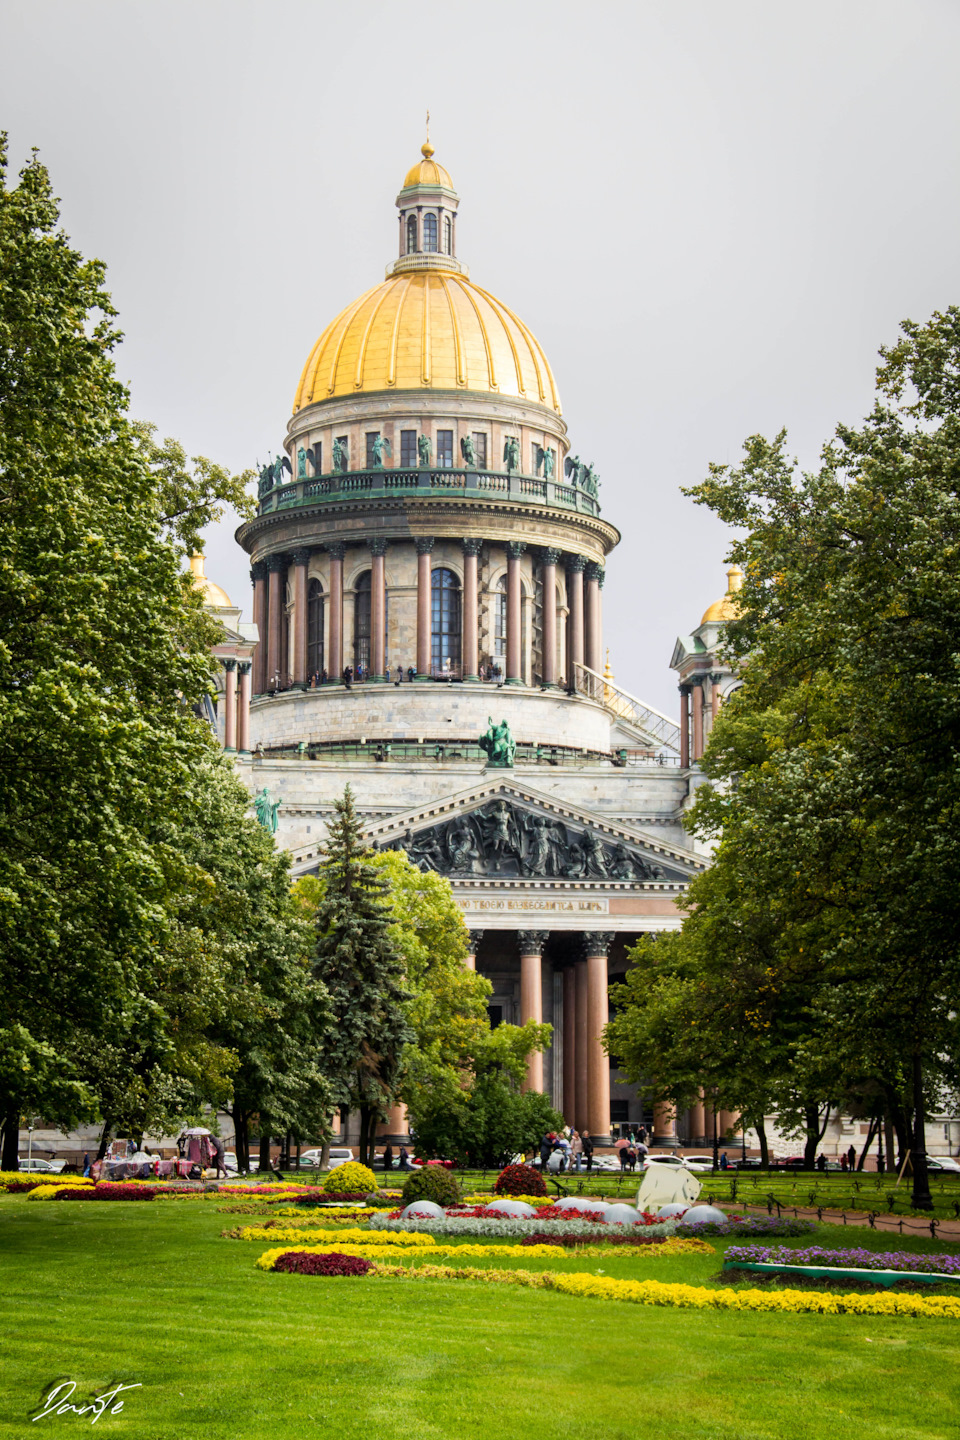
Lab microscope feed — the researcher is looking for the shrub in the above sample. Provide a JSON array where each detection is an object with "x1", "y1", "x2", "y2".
[
  {"x1": 323, "y1": 1162, "x2": 376, "y2": 1196},
  {"x1": 272, "y1": 1251, "x2": 373, "y2": 1276},
  {"x1": 400, "y1": 1166, "x2": 462, "y2": 1208},
  {"x1": 494, "y1": 1163, "x2": 546, "y2": 1198}
]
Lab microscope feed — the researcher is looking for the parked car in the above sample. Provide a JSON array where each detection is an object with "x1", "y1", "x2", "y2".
[
  {"x1": 641, "y1": 1153, "x2": 688, "y2": 1171},
  {"x1": 223, "y1": 1151, "x2": 238, "y2": 1173},
  {"x1": 926, "y1": 1157, "x2": 960, "y2": 1174},
  {"x1": 679, "y1": 1155, "x2": 719, "y2": 1173},
  {"x1": 727, "y1": 1157, "x2": 765, "y2": 1170},
  {"x1": 18, "y1": 1157, "x2": 65, "y2": 1173}
]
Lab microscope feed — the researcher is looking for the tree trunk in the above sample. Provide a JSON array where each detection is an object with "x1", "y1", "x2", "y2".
[
  {"x1": 754, "y1": 1116, "x2": 770, "y2": 1168},
  {"x1": 260, "y1": 1123, "x2": 271, "y2": 1176},
  {"x1": 1, "y1": 1105, "x2": 19, "y2": 1172},
  {"x1": 358, "y1": 1106, "x2": 373, "y2": 1166},
  {"x1": 320, "y1": 1137, "x2": 331, "y2": 1170},
  {"x1": 910, "y1": 1052, "x2": 933, "y2": 1212},
  {"x1": 802, "y1": 1104, "x2": 825, "y2": 1168},
  {"x1": 857, "y1": 1117, "x2": 879, "y2": 1170},
  {"x1": 96, "y1": 1121, "x2": 112, "y2": 1161},
  {"x1": 883, "y1": 1113, "x2": 896, "y2": 1176},
  {"x1": 234, "y1": 1111, "x2": 249, "y2": 1173}
]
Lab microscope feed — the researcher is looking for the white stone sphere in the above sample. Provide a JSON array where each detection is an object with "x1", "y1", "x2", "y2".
[
  {"x1": 603, "y1": 1203, "x2": 645, "y2": 1225},
  {"x1": 401, "y1": 1200, "x2": 444, "y2": 1220},
  {"x1": 482, "y1": 1199, "x2": 537, "y2": 1218},
  {"x1": 555, "y1": 1196, "x2": 609, "y2": 1214},
  {"x1": 678, "y1": 1204, "x2": 728, "y2": 1226},
  {"x1": 656, "y1": 1202, "x2": 690, "y2": 1218}
]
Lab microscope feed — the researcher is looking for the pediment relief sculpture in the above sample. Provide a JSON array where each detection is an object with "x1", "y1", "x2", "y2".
[{"x1": 380, "y1": 799, "x2": 670, "y2": 882}]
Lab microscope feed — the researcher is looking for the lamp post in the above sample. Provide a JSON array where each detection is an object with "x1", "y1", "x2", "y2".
[{"x1": 27, "y1": 1119, "x2": 34, "y2": 1171}]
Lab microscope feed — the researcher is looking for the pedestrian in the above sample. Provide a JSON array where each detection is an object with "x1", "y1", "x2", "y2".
[
  {"x1": 397, "y1": 665, "x2": 403, "y2": 683},
  {"x1": 539, "y1": 1131, "x2": 553, "y2": 1170},
  {"x1": 407, "y1": 665, "x2": 415, "y2": 683},
  {"x1": 840, "y1": 1153, "x2": 848, "y2": 1172},
  {"x1": 638, "y1": 1124, "x2": 647, "y2": 1145},
  {"x1": 571, "y1": 1129, "x2": 583, "y2": 1174},
  {"x1": 847, "y1": 1144, "x2": 857, "y2": 1171},
  {"x1": 816, "y1": 1153, "x2": 827, "y2": 1171},
  {"x1": 617, "y1": 1137, "x2": 629, "y2": 1173},
  {"x1": 635, "y1": 1140, "x2": 648, "y2": 1169},
  {"x1": 383, "y1": 1144, "x2": 393, "y2": 1171},
  {"x1": 398, "y1": 1146, "x2": 412, "y2": 1171},
  {"x1": 321, "y1": 668, "x2": 328, "y2": 684},
  {"x1": 626, "y1": 1144, "x2": 637, "y2": 1173},
  {"x1": 210, "y1": 1135, "x2": 228, "y2": 1179},
  {"x1": 719, "y1": 1151, "x2": 728, "y2": 1170},
  {"x1": 582, "y1": 1133, "x2": 594, "y2": 1172},
  {"x1": 82, "y1": 1152, "x2": 90, "y2": 1177}
]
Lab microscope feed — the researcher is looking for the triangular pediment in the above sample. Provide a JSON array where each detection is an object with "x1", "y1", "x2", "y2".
[{"x1": 359, "y1": 779, "x2": 705, "y2": 886}]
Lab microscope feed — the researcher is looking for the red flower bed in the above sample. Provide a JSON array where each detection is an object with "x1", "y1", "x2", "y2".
[
  {"x1": 521, "y1": 1232, "x2": 667, "y2": 1248},
  {"x1": 493, "y1": 1163, "x2": 546, "y2": 1198},
  {"x1": 301, "y1": 1191, "x2": 367, "y2": 1203},
  {"x1": 272, "y1": 1251, "x2": 373, "y2": 1276},
  {"x1": 53, "y1": 1183, "x2": 158, "y2": 1201}
]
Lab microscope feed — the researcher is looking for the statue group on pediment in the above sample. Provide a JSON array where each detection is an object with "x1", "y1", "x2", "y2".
[{"x1": 383, "y1": 799, "x2": 666, "y2": 882}]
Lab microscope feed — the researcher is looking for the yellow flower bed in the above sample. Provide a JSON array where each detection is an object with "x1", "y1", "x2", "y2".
[
  {"x1": 364, "y1": 1263, "x2": 960, "y2": 1318},
  {"x1": 1, "y1": 1173, "x2": 94, "y2": 1192},
  {"x1": 26, "y1": 1180, "x2": 97, "y2": 1201},
  {"x1": 269, "y1": 1206, "x2": 378, "y2": 1221},
  {"x1": 237, "y1": 1225, "x2": 431, "y2": 1247},
  {"x1": 254, "y1": 1237, "x2": 713, "y2": 1269}
]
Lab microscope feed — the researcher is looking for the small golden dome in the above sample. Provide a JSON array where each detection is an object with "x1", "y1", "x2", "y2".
[
  {"x1": 701, "y1": 564, "x2": 744, "y2": 625},
  {"x1": 189, "y1": 553, "x2": 232, "y2": 609},
  {"x1": 294, "y1": 270, "x2": 561, "y2": 412},
  {"x1": 403, "y1": 147, "x2": 454, "y2": 190}
]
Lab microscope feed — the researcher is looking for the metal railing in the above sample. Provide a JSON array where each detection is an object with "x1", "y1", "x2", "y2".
[
  {"x1": 574, "y1": 662, "x2": 681, "y2": 753},
  {"x1": 258, "y1": 467, "x2": 602, "y2": 518}
]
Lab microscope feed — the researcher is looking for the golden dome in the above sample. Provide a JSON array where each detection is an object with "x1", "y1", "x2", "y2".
[
  {"x1": 701, "y1": 564, "x2": 744, "y2": 625},
  {"x1": 403, "y1": 141, "x2": 454, "y2": 190},
  {"x1": 293, "y1": 270, "x2": 562, "y2": 412},
  {"x1": 189, "y1": 553, "x2": 232, "y2": 609}
]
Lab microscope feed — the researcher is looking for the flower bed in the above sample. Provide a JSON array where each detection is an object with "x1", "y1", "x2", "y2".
[
  {"x1": 679, "y1": 1216, "x2": 818, "y2": 1238},
  {"x1": 227, "y1": 1225, "x2": 433, "y2": 1247},
  {"x1": 29, "y1": 1182, "x2": 159, "y2": 1201},
  {"x1": 273, "y1": 1252, "x2": 373, "y2": 1276},
  {"x1": 364, "y1": 1263, "x2": 960, "y2": 1318},
  {"x1": 0, "y1": 1174, "x2": 94, "y2": 1194},
  {"x1": 253, "y1": 1236, "x2": 714, "y2": 1270},
  {"x1": 367, "y1": 1213, "x2": 678, "y2": 1240},
  {"x1": 521, "y1": 1232, "x2": 669, "y2": 1248},
  {"x1": 494, "y1": 1164, "x2": 546, "y2": 1198},
  {"x1": 725, "y1": 1245, "x2": 960, "y2": 1276}
]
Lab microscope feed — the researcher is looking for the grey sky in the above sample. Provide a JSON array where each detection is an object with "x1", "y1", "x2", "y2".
[{"x1": 5, "y1": 1, "x2": 959, "y2": 715}]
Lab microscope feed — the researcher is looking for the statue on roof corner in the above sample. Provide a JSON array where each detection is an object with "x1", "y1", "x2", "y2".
[
  {"x1": 460, "y1": 434, "x2": 476, "y2": 469},
  {"x1": 253, "y1": 787, "x2": 282, "y2": 833},
  {"x1": 479, "y1": 716, "x2": 516, "y2": 768}
]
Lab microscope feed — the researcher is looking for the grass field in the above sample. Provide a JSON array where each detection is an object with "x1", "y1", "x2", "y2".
[{"x1": 3, "y1": 1197, "x2": 960, "y2": 1440}]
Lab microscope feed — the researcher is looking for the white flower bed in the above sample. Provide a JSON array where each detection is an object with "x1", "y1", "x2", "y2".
[{"x1": 366, "y1": 1214, "x2": 678, "y2": 1240}]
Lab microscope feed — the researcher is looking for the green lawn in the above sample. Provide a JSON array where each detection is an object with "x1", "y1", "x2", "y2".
[{"x1": 2, "y1": 1198, "x2": 960, "y2": 1440}]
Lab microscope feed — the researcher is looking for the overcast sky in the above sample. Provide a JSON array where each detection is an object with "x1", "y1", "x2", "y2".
[{"x1": 5, "y1": 1, "x2": 960, "y2": 715}]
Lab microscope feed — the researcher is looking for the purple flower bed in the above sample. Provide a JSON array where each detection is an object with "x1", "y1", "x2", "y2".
[
  {"x1": 726, "y1": 1244, "x2": 960, "y2": 1275},
  {"x1": 521, "y1": 1233, "x2": 668, "y2": 1249},
  {"x1": 681, "y1": 1217, "x2": 817, "y2": 1238},
  {"x1": 272, "y1": 1251, "x2": 373, "y2": 1276}
]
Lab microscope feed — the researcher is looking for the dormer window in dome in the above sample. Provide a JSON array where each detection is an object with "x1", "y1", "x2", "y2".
[{"x1": 423, "y1": 214, "x2": 438, "y2": 253}]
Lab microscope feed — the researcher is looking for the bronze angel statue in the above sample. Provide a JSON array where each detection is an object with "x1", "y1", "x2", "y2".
[
  {"x1": 564, "y1": 454, "x2": 583, "y2": 486},
  {"x1": 371, "y1": 434, "x2": 392, "y2": 468},
  {"x1": 503, "y1": 436, "x2": 520, "y2": 473},
  {"x1": 535, "y1": 445, "x2": 555, "y2": 479}
]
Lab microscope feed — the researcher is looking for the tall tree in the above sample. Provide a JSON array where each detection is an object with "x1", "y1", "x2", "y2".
[
  {"x1": 309, "y1": 788, "x2": 413, "y2": 1164},
  {"x1": 671, "y1": 306, "x2": 960, "y2": 1208}
]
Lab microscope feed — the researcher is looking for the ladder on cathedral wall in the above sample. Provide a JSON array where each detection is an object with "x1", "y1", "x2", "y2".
[{"x1": 574, "y1": 662, "x2": 681, "y2": 755}]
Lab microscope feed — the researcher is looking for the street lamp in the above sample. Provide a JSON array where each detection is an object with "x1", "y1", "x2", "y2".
[{"x1": 27, "y1": 1119, "x2": 34, "y2": 1171}]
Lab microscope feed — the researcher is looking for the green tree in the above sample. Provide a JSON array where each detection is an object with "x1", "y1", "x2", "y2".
[
  {"x1": 309, "y1": 788, "x2": 413, "y2": 1164},
  {"x1": 672, "y1": 306, "x2": 960, "y2": 1208},
  {"x1": 0, "y1": 138, "x2": 259, "y2": 1165}
]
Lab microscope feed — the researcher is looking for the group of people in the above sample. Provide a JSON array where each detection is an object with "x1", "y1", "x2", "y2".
[
  {"x1": 539, "y1": 1129, "x2": 595, "y2": 1173},
  {"x1": 614, "y1": 1129, "x2": 650, "y2": 1172},
  {"x1": 373, "y1": 1145, "x2": 413, "y2": 1171}
]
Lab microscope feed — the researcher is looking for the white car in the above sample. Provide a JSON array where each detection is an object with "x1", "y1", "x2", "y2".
[
  {"x1": 295, "y1": 1147, "x2": 355, "y2": 1169},
  {"x1": 927, "y1": 1156, "x2": 960, "y2": 1174},
  {"x1": 681, "y1": 1155, "x2": 719, "y2": 1173},
  {"x1": 18, "y1": 1157, "x2": 66, "y2": 1173},
  {"x1": 641, "y1": 1153, "x2": 714, "y2": 1173}
]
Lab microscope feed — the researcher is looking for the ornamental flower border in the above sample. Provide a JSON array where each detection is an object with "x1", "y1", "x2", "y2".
[
  {"x1": 726, "y1": 1245, "x2": 960, "y2": 1276},
  {"x1": 253, "y1": 1236, "x2": 714, "y2": 1268},
  {"x1": 367, "y1": 1213, "x2": 679, "y2": 1240}
]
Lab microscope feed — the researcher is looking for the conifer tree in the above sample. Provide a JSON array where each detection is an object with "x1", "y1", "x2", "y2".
[{"x1": 311, "y1": 787, "x2": 413, "y2": 1163}]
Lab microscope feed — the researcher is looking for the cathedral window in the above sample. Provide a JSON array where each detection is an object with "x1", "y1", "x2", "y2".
[
  {"x1": 354, "y1": 571, "x2": 372, "y2": 672},
  {"x1": 307, "y1": 579, "x2": 324, "y2": 677},
  {"x1": 406, "y1": 214, "x2": 417, "y2": 254},
  {"x1": 494, "y1": 575, "x2": 507, "y2": 658},
  {"x1": 400, "y1": 430, "x2": 417, "y2": 468},
  {"x1": 431, "y1": 568, "x2": 461, "y2": 673},
  {"x1": 443, "y1": 215, "x2": 452, "y2": 254},
  {"x1": 423, "y1": 213, "x2": 438, "y2": 252},
  {"x1": 472, "y1": 432, "x2": 487, "y2": 469},
  {"x1": 436, "y1": 430, "x2": 453, "y2": 468}
]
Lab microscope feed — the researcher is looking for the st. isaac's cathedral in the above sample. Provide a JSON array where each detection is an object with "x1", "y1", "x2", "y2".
[{"x1": 203, "y1": 141, "x2": 745, "y2": 1150}]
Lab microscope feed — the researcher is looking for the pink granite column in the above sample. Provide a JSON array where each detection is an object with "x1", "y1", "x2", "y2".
[
  {"x1": 540, "y1": 548, "x2": 560, "y2": 687},
  {"x1": 584, "y1": 562, "x2": 601, "y2": 679},
  {"x1": 505, "y1": 542, "x2": 525, "y2": 684},
  {"x1": 290, "y1": 548, "x2": 310, "y2": 688},
  {"x1": 692, "y1": 678, "x2": 705, "y2": 761},
  {"x1": 563, "y1": 967, "x2": 577, "y2": 1126},
  {"x1": 574, "y1": 957, "x2": 589, "y2": 1134},
  {"x1": 518, "y1": 930, "x2": 548, "y2": 1091},
  {"x1": 237, "y1": 661, "x2": 252, "y2": 753},
  {"x1": 370, "y1": 538, "x2": 387, "y2": 680},
  {"x1": 465, "y1": 928, "x2": 483, "y2": 971},
  {"x1": 711, "y1": 671, "x2": 723, "y2": 722},
  {"x1": 223, "y1": 659, "x2": 237, "y2": 751},
  {"x1": 266, "y1": 555, "x2": 285, "y2": 690},
  {"x1": 653, "y1": 1100, "x2": 678, "y2": 1148},
  {"x1": 327, "y1": 543, "x2": 344, "y2": 681},
  {"x1": 461, "y1": 539, "x2": 481, "y2": 681},
  {"x1": 690, "y1": 1094, "x2": 706, "y2": 1146},
  {"x1": 585, "y1": 932, "x2": 613, "y2": 1143},
  {"x1": 416, "y1": 538, "x2": 434, "y2": 678},
  {"x1": 566, "y1": 556, "x2": 585, "y2": 684},
  {"x1": 251, "y1": 562, "x2": 268, "y2": 694}
]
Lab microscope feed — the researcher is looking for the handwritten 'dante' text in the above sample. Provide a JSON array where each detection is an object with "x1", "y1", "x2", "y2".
[{"x1": 33, "y1": 1381, "x2": 141, "y2": 1425}]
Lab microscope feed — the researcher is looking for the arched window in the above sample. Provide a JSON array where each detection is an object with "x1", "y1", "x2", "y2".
[
  {"x1": 406, "y1": 213, "x2": 417, "y2": 254},
  {"x1": 354, "y1": 571, "x2": 371, "y2": 673},
  {"x1": 423, "y1": 213, "x2": 438, "y2": 253},
  {"x1": 431, "y1": 568, "x2": 461, "y2": 673},
  {"x1": 307, "y1": 579, "x2": 324, "y2": 677},
  {"x1": 443, "y1": 215, "x2": 452, "y2": 255},
  {"x1": 494, "y1": 575, "x2": 507, "y2": 659}
]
